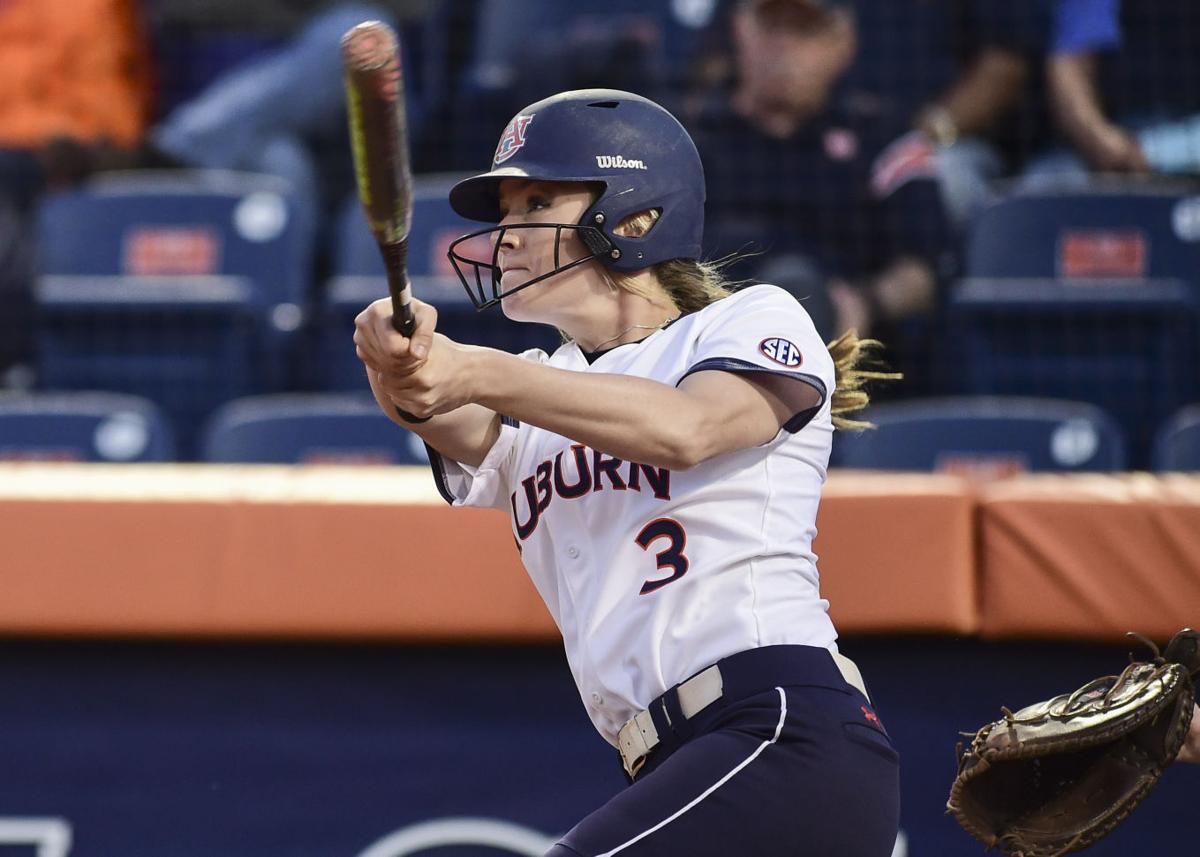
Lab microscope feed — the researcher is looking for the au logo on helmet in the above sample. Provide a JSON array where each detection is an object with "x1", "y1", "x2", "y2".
[{"x1": 493, "y1": 115, "x2": 534, "y2": 165}]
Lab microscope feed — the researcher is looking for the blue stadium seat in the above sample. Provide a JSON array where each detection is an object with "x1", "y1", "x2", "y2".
[
  {"x1": 1153, "y1": 405, "x2": 1200, "y2": 472},
  {"x1": 34, "y1": 170, "x2": 314, "y2": 457},
  {"x1": 316, "y1": 173, "x2": 557, "y2": 391},
  {"x1": 200, "y1": 393, "x2": 427, "y2": 464},
  {"x1": 832, "y1": 397, "x2": 1126, "y2": 473},
  {"x1": 948, "y1": 185, "x2": 1200, "y2": 467},
  {"x1": 0, "y1": 392, "x2": 175, "y2": 462}
]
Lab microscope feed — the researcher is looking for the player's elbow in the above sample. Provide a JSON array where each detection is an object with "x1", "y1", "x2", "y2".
[
  {"x1": 655, "y1": 422, "x2": 717, "y2": 471},
  {"x1": 654, "y1": 444, "x2": 701, "y2": 472},
  {"x1": 657, "y1": 394, "x2": 786, "y2": 469}
]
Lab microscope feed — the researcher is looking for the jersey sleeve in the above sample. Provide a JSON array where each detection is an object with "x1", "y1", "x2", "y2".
[
  {"x1": 426, "y1": 417, "x2": 519, "y2": 510},
  {"x1": 679, "y1": 285, "x2": 835, "y2": 433},
  {"x1": 425, "y1": 348, "x2": 546, "y2": 509}
]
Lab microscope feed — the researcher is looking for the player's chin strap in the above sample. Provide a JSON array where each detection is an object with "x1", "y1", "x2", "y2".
[{"x1": 447, "y1": 222, "x2": 614, "y2": 310}]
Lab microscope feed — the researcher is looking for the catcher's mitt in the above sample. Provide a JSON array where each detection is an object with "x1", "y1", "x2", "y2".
[{"x1": 947, "y1": 629, "x2": 1199, "y2": 857}]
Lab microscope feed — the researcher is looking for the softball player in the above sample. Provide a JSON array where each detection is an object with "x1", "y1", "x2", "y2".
[{"x1": 355, "y1": 89, "x2": 900, "y2": 856}]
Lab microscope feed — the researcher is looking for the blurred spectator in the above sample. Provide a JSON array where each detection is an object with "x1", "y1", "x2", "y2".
[
  {"x1": 0, "y1": 0, "x2": 153, "y2": 385},
  {"x1": 689, "y1": 0, "x2": 950, "y2": 391},
  {"x1": 440, "y1": 0, "x2": 716, "y2": 172},
  {"x1": 845, "y1": 0, "x2": 1049, "y2": 230},
  {"x1": 0, "y1": 0, "x2": 442, "y2": 384},
  {"x1": 142, "y1": 2, "x2": 439, "y2": 259},
  {"x1": 1023, "y1": 0, "x2": 1200, "y2": 186}
]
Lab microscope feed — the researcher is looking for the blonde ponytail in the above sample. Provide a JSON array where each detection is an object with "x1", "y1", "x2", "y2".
[{"x1": 826, "y1": 330, "x2": 901, "y2": 430}]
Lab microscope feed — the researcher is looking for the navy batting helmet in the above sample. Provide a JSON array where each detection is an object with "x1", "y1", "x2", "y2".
[{"x1": 447, "y1": 89, "x2": 705, "y2": 309}]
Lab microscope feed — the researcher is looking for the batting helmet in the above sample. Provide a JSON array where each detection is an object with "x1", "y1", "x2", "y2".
[{"x1": 447, "y1": 88, "x2": 705, "y2": 309}]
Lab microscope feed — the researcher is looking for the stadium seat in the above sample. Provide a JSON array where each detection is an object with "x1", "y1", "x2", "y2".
[
  {"x1": 34, "y1": 170, "x2": 314, "y2": 457},
  {"x1": 948, "y1": 185, "x2": 1200, "y2": 467},
  {"x1": 200, "y1": 393, "x2": 427, "y2": 464},
  {"x1": 0, "y1": 392, "x2": 175, "y2": 462},
  {"x1": 1152, "y1": 404, "x2": 1200, "y2": 472},
  {"x1": 832, "y1": 397, "x2": 1126, "y2": 473},
  {"x1": 315, "y1": 173, "x2": 557, "y2": 391}
]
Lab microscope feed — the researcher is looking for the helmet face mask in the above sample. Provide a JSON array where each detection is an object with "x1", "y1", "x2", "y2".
[
  {"x1": 448, "y1": 89, "x2": 705, "y2": 310},
  {"x1": 448, "y1": 221, "x2": 614, "y2": 310}
]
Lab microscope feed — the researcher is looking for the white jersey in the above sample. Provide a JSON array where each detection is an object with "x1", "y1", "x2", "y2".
[{"x1": 428, "y1": 284, "x2": 840, "y2": 746}]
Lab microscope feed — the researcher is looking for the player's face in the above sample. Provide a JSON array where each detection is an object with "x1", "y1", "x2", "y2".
[
  {"x1": 493, "y1": 179, "x2": 602, "y2": 322},
  {"x1": 733, "y1": 6, "x2": 853, "y2": 131}
]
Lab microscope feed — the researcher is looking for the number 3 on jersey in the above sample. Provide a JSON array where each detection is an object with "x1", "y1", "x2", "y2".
[{"x1": 635, "y1": 517, "x2": 689, "y2": 595}]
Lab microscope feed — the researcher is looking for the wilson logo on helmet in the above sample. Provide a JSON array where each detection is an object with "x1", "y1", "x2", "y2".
[
  {"x1": 494, "y1": 114, "x2": 534, "y2": 165},
  {"x1": 595, "y1": 155, "x2": 648, "y2": 170},
  {"x1": 759, "y1": 338, "x2": 803, "y2": 368}
]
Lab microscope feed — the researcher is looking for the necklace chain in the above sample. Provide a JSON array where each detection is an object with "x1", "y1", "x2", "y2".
[{"x1": 592, "y1": 315, "x2": 680, "y2": 351}]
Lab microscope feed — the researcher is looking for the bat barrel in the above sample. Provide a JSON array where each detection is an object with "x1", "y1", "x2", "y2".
[{"x1": 342, "y1": 20, "x2": 412, "y2": 244}]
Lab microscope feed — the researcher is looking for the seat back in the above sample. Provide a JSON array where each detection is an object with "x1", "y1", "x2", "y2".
[
  {"x1": 38, "y1": 169, "x2": 310, "y2": 309},
  {"x1": 966, "y1": 186, "x2": 1200, "y2": 281},
  {"x1": 200, "y1": 394, "x2": 428, "y2": 465},
  {"x1": 949, "y1": 185, "x2": 1200, "y2": 467},
  {"x1": 1153, "y1": 405, "x2": 1200, "y2": 472},
  {"x1": 833, "y1": 397, "x2": 1126, "y2": 473},
  {"x1": 0, "y1": 392, "x2": 175, "y2": 462},
  {"x1": 34, "y1": 170, "x2": 316, "y2": 454}
]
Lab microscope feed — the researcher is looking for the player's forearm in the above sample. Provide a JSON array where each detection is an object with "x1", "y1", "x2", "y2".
[
  {"x1": 922, "y1": 47, "x2": 1027, "y2": 138},
  {"x1": 1047, "y1": 53, "x2": 1112, "y2": 153},
  {"x1": 468, "y1": 347, "x2": 713, "y2": 469},
  {"x1": 366, "y1": 366, "x2": 500, "y2": 467}
]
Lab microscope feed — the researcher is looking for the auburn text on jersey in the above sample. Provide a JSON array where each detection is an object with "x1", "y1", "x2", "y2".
[{"x1": 512, "y1": 443, "x2": 672, "y2": 539}]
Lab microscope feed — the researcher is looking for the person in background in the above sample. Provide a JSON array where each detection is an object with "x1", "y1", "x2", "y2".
[
  {"x1": 0, "y1": 0, "x2": 153, "y2": 386},
  {"x1": 140, "y1": 2, "x2": 437, "y2": 258},
  {"x1": 689, "y1": 0, "x2": 951, "y2": 392},
  {"x1": 895, "y1": 0, "x2": 1048, "y2": 229},
  {"x1": 689, "y1": 0, "x2": 1049, "y2": 228},
  {"x1": 1023, "y1": 0, "x2": 1200, "y2": 186}
]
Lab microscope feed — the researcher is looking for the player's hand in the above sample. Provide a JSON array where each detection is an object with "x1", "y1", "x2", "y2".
[
  {"x1": 871, "y1": 257, "x2": 937, "y2": 322},
  {"x1": 371, "y1": 332, "x2": 478, "y2": 420},
  {"x1": 1177, "y1": 704, "x2": 1200, "y2": 764},
  {"x1": 354, "y1": 297, "x2": 438, "y2": 374},
  {"x1": 1083, "y1": 124, "x2": 1150, "y2": 174}
]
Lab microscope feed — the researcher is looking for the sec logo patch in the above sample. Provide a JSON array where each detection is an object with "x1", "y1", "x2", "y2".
[{"x1": 759, "y1": 337, "x2": 803, "y2": 367}]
